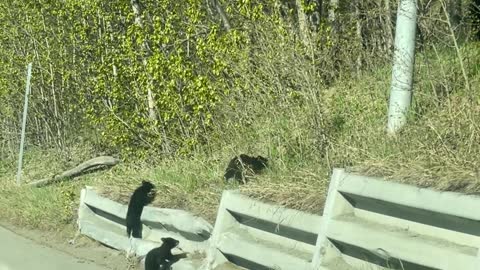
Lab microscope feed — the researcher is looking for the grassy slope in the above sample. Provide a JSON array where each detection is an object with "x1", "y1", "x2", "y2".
[{"x1": 0, "y1": 43, "x2": 479, "y2": 231}]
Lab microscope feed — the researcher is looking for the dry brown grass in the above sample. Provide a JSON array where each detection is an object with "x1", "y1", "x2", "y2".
[{"x1": 239, "y1": 170, "x2": 329, "y2": 215}]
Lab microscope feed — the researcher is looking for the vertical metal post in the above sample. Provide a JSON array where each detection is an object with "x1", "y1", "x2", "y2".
[
  {"x1": 387, "y1": 0, "x2": 417, "y2": 134},
  {"x1": 16, "y1": 63, "x2": 33, "y2": 185}
]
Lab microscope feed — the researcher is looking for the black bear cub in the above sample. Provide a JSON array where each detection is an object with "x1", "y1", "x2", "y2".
[
  {"x1": 144, "y1": 237, "x2": 181, "y2": 270},
  {"x1": 224, "y1": 154, "x2": 268, "y2": 184},
  {"x1": 126, "y1": 180, "x2": 156, "y2": 238}
]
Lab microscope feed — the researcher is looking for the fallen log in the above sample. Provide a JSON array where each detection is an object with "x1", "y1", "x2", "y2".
[{"x1": 28, "y1": 156, "x2": 120, "y2": 187}]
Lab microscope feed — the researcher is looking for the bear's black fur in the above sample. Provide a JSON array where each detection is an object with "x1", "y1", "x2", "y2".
[
  {"x1": 126, "y1": 180, "x2": 156, "y2": 238},
  {"x1": 144, "y1": 237, "x2": 181, "y2": 270},
  {"x1": 224, "y1": 154, "x2": 268, "y2": 184}
]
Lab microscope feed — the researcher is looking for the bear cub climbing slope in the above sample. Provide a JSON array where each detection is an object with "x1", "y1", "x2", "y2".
[
  {"x1": 224, "y1": 154, "x2": 268, "y2": 184},
  {"x1": 126, "y1": 180, "x2": 156, "y2": 238}
]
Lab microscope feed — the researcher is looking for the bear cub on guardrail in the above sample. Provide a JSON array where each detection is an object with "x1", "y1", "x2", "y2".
[
  {"x1": 145, "y1": 237, "x2": 183, "y2": 270},
  {"x1": 126, "y1": 180, "x2": 156, "y2": 238},
  {"x1": 224, "y1": 154, "x2": 268, "y2": 184}
]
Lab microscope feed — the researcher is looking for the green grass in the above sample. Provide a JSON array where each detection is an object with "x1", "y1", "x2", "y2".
[
  {"x1": 0, "y1": 41, "x2": 479, "y2": 232},
  {"x1": 0, "y1": 145, "x2": 328, "y2": 226}
]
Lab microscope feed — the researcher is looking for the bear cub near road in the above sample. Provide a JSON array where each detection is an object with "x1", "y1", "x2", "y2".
[
  {"x1": 144, "y1": 237, "x2": 183, "y2": 270},
  {"x1": 126, "y1": 180, "x2": 156, "y2": 238}
]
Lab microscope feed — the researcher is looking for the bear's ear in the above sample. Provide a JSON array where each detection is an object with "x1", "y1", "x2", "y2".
[
  {"x1": 161, "y1": 237, "x2": 167, "y2": 242},
  {"x1": 142, "y1": 180, "x2": 152, "y2": 186}
]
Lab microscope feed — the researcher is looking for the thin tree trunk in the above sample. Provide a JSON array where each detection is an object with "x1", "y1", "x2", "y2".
[
  {"x1": 212, "y1": 0, "x2": 231, "y2": 31},
  {"x1": 328, "y1": 0, "x2": 339, "y2": 79},
  {"x1": 328, "y1": 0, "x2": 339, "y2": 33},
  {"x1": 131, "y1": 0, "x2": 157, "y2": 121},
  {"x1": 309, "y1": 0, "x2": 323, "y2": 31},
  {"x1": 473, "y1": 0, "x2": 480, "y2": 39},
  {"x1": 384, "y1": 0, "x2": 393, "y2": 53},
  {"x1": 355, "y1": 0, "x2": 362, "y2": 75},
  {"x1": 448, "y1": 0, "x2": 462, "y2": 30},
  {"x1": 296, "y1": 0, "x2": 311, "y2": 46}
]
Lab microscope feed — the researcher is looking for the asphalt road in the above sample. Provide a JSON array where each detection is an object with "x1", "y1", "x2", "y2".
[{"x1": 0, "y1": 226, "x2": 108, "y2": 270}]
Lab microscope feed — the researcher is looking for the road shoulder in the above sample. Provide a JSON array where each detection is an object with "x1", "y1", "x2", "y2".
[{"x1": 0, "y1": 221, "x2": 138, "y2": 270}]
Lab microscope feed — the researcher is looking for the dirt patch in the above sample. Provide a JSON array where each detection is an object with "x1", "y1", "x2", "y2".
[{"x1": 0, "y1": 221, "x2": 141, "y2": 270}]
